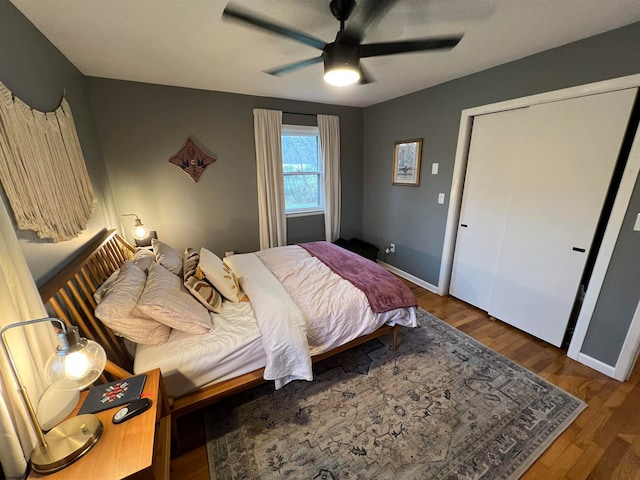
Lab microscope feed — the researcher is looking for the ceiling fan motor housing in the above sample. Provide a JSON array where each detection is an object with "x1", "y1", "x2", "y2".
[{"x1": 324, "y1": 42, "x2": 360, "y2": 71}]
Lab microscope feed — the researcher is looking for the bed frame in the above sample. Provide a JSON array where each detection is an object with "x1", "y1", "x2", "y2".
[{"x1": 39, "y1": 229, "x2": 400, "y2": 419}]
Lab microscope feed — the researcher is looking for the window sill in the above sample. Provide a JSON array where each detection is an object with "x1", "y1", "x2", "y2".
[{"x1": 286, "y1": 210, "x2": 325, "y2": 218}]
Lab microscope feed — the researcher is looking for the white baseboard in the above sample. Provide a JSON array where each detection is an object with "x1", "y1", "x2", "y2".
[
  {"x1": 377, "y1": 261, "x2": 440, "y2": 294},
  {"x1": 575, "y1": 352, "x2": 617, "y2": 379}
]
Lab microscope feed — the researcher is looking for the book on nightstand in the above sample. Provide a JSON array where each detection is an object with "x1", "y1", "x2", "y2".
[{"x1": 78, "y1": 374, "x2": 147, "y2": 415}]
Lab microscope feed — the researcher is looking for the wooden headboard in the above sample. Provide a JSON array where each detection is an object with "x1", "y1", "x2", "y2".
[{"x1": 38, "y1": 229, "x2": 135, "y2": 381}]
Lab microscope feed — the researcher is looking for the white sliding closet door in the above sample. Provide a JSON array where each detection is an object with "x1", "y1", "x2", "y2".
[
  {"x1": 488, "y1": 88, "x2": 637, "y2": 346},
  {"x1": 450, "y1": 108, "x2": 528, "y2": 310}
]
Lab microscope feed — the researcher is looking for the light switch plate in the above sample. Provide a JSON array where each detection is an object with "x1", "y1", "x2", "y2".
[
  {"x1": 438, "y1": 193, "x2": 445, "y2": 204},
  {"x1": 432, "y1": 163, "x2": 439, "y2": 175},
  {"x1": 634, "y1": 213, "x2": 640, "y2": 231}
]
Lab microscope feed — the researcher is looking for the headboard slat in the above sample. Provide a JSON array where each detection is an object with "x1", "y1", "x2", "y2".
[
  {"x1": 48, "y1": 297, "x2": 72, "y2": 328},
  {"x1": 104, "y1": 242, "x2": 120, "y2": 270},
  {"x1": 108, "y1": 237, "x2": 127, "y2": 264},
  {"x1": 78, "y1": 267, "x2": 98, "y2": 307},
  {"x1": 86, "y1": 257, "x2": 105, "y2": 286},
  {"x1": 97, "y1": 249, "x2": 116, "y2": 276}
]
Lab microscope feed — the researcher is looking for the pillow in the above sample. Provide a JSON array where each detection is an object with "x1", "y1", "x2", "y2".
[
  {"x1": 95, "y1": 261, "x2": 144, "y2": 320},
  {"x1": 198, "y1": 248, "x2": 248, "y2": 302},
  {"x1": 138, "y1": 262, "x2": 213, "y2": 334},
  {"x1": 94, "y1": 261, "x2": 171, "y2": 345},
  {"x1": 132, "y1": 248, "x2": 155, "y2": 273},
  {"x1": 152, "y1": 238, "x2": 182, "y2": 275},
  {"x1": 94, "y1": 270, "x2": 119, "y2": 304},
  {"x1": 183, "y1": 248, "x2": 223, "y2": 313}
]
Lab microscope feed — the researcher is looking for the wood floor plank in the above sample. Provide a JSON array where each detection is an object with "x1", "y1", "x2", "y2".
[
  {"x1": 565, "y1": 443, "x2": 606, "y2": 480},
  {"x1": 541, "y1": 443, "x2": 584, "y2": 478},
  {"x1": 170, "y1": 285, "x2": 640, "y2": 480}
]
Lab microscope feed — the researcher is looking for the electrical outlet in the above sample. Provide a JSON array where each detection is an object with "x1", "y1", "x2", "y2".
[{"x1": 390, "y1": 243, "x2": 395, "y2": 253}]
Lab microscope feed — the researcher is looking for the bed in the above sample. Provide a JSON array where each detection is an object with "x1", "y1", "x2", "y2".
[{"x1": 38, "y1": 229, "x2": 417, "y2": 418}]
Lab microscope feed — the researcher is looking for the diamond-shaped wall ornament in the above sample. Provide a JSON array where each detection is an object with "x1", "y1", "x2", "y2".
[{"x1": 168, "y1": 137, "x2": 217, "y2": 182}]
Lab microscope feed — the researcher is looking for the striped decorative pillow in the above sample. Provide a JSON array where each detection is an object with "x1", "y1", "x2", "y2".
[{"x1": 183, "y1": 248, "x2": 223, "y2": 313}]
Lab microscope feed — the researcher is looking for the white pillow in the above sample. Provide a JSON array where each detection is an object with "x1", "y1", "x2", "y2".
[
  {"x1": 138, "y1": 262, "x2": 213, "y2": 334},
  {"x1": 94, "y1": 261, "x2": 171, "y2": 345},
  {"x1": 198, "y1": 248, "x2": 248, "y2": 303},
  {"x1": 132, "y1": 248, "x2": 155, "y2": 273},
  {"x1": 94, "y1": 270, "x2": 119, "y2": 304},
  {"x1": 95, "y1": 261, "x2": 144, "y2": 320},
  {"x1": 152, "y1": 238, "x2": 182, "y2": 275}
]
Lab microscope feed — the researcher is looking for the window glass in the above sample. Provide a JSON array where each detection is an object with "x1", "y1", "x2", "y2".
[
  {"x1": 284, "y1": 174, "x2": 320, "y2": 210},
  {"x1": 282, "y1": 125, "x2": 323, "y2": 214},
  {"x1": 282, "y1": 136, "x2": 319, "y2": 172}
]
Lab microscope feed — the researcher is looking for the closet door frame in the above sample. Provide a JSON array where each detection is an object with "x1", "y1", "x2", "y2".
[{"x1": 439, "y1": 73, "x2": 640, "y2": 380}]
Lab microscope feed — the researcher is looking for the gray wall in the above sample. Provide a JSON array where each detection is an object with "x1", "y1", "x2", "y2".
[
  {"x1": 0, "y1": 0, "x2": 116, "y2": 285},
  {"x1": 362, "y1": 22, "x2": 640, "y2": 366},
  {"x1": 85, "y1": 78, "x2": 363, "y2": 258}
]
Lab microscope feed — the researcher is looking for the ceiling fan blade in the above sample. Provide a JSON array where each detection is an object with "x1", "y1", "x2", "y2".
[
  {"x1": 345, "y1": 0, "x2": 398, "y2": 42},
  {"x1": 360, "y1": 36, "x2": 463, "y2": 57},
  {"x1": 264, "y1": 56, "x2": 324, "y2": 76},
  {"x1": 223, "y1": 4, "x2": 327, "y2": 51}
]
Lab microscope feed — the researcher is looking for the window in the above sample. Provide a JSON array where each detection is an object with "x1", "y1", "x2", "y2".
[{"x1": 281, "y1": 125, "x2": 323, "y2": 215}]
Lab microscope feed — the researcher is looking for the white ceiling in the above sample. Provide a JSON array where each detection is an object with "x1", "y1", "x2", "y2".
[{"x1": 11, "y1": 0, "x2": 640, "y2": 108}]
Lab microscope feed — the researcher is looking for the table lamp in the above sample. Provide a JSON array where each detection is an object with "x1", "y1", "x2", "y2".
[
  {"x1": 118, "y1": 213, "x2": 149, "y2": 243},
  {"x1": 0, "y1": 317, "x2": 107, "y2": 474}
]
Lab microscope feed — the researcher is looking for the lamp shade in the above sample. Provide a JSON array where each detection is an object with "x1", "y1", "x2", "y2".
[
  {"x1": 119, "y1": 213, "x2": 150, "y2": 243},
  {"x1": 132, "y1": 218, "x2": 148, "y2": 241},
  {"x1": 44, "y1": 327, "x2": 106, "y2": 391}
]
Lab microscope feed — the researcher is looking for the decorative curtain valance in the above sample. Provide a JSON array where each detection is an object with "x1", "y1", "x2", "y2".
[{"x1": 0, "y1": 82, "x2": 96, "y2": 242}]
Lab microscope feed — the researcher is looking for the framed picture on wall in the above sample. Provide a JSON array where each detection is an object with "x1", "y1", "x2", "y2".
[{"x1": 392, "y1": 138, "x2": 423, "y2": 186}]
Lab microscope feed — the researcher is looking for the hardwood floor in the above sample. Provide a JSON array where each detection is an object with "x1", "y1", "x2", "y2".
[{"x1": 170, "y1": 283, "x2": 640, "y2": 479}]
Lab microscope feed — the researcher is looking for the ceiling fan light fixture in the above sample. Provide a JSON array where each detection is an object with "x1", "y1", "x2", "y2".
[
  {"x1": 323, "y1": 42, "x2": 360, "y2": 87},
  {"x1": 324, "y1": 67, "x2": 360, "y2": 87}
]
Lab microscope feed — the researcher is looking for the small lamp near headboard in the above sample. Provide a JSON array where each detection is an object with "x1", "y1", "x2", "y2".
[{"x1": 118, "y1": 213, "x2": 156, "y2": 246}]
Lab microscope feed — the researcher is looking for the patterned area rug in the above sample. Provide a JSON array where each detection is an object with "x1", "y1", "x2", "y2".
[{"x1": 205, "y1": 309, "x2": 586, "y2": 479}]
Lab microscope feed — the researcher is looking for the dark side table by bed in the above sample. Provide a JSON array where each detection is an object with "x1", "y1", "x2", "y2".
[{"x1": 27, "y1": 368, "x2": 171, "y2": 480}]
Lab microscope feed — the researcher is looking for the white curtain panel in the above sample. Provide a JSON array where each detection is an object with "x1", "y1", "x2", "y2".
[
  {"x1": 318, "y1": 114, "x2": 341, "y2": 242},
  {"x1": 253, "y1": 109, "x2": 286, "y2": 249},
  {"x1": 0, "y1": 196, "x2": 58, "y2": 480}
]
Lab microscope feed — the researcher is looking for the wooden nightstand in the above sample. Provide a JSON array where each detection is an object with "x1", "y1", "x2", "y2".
[{"x1": 28, "y1": 368, "x2": 171, "y2": 480}]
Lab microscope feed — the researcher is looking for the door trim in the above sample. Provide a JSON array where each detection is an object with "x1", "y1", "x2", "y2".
[{"x1": 439, "y1": 73, "x2": 640, "y2": 378}]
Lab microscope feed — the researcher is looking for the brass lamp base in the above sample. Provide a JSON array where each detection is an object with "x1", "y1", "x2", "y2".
[{"x1": 31, "y1": 414, "x2": 103, "y2": 475}]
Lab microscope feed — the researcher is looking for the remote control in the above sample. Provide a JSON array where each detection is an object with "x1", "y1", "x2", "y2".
[{"x1": 112, "y1": 398, "x2": 152, "y2": 424}]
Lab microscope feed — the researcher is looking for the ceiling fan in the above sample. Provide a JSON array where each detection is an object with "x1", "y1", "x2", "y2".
[{"x1": 222, "y1": 0, "x2": 463, "y2": 87}]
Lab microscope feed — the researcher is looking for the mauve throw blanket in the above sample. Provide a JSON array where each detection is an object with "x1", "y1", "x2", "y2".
[{"x1": 299, "y1": 241, "x2": 417, "y2": 313}]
